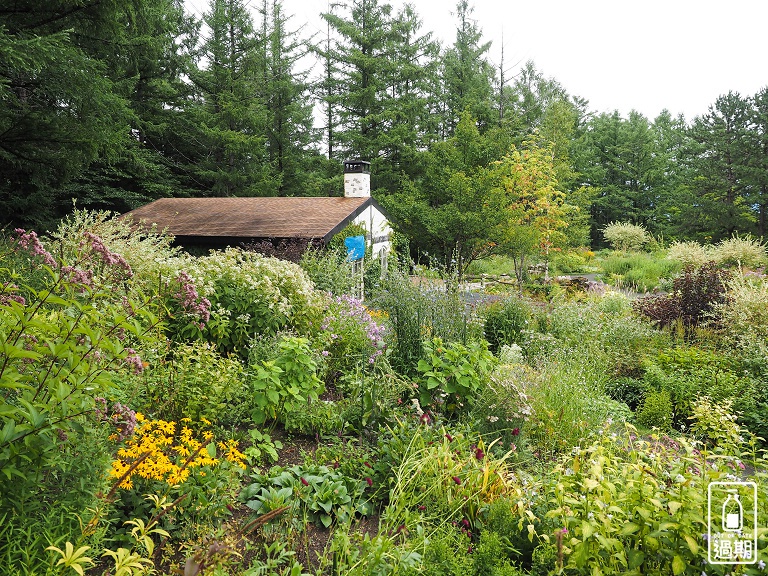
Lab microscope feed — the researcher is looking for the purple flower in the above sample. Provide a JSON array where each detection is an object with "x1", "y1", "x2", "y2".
[
  {"x1": 124, "y1": 348, "x2": 144, "y2": 374},
  {"x1": 13, "y1": 229, "x2": 57, "y2": 267},
  {"x1": 452, "y1": 476, "x2": 462, "y2": 485},
  {"x1": 365, "y1": 477, "x2": 373, "y2": 487}
]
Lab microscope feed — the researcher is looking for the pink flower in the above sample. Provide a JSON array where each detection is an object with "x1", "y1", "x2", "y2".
[
  {"x1": 13, "y1": 229, "x2": 56, "y2": 267},
  {"x1": 475, "y1": 448, "x2": 485, "y2": 460},
  {"x1": 124, "y1": 348, "x2": 144, "y2": 374}
]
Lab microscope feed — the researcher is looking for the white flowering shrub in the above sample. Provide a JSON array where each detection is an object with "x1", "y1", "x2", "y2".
[
  {"x1": 167, "y1": 249, "x2": 322, "y2": 356},
  {"x1": 602, "y1": 221, "x2": 651, "y2": 252},
  {"x1": 666, "y1": 240, "x2": 713, "y2": 268},
  {"x1": 712, "y1": 234, "x2": 767, "y2": 268}
]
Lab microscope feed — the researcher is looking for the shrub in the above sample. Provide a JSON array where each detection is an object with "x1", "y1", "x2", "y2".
[
  {"x1": 169, "y1": 249, "x2": 321, "y2": 356},
  {"x1": 546, "y1": 293, "x2": 661, "y2": 376},
  {"x1": 666, "y1": 240, "x2": 713, "y2": 268},
  {"x1": 49, "y1": 209, "x2": 181, "y2": 295},
  {"x1": 372, "y1": 267, "x2": 474, "y2": 376},
  {"x1": 688, "y1": 396, "x2": 746, "y2": 454},
  {"x1": 483, "y1": 297, "x2": 531, "y2": 353},
  {"x1": 0, "y1": 229, "x2": 155, "y2": 489},
  {"x1": 712, "y1": 234, "x2": 767, "y2": 268},
  {"x1": 247, "y1": 335, "x2": 324, "y2": 425},
  {"x1": 635, "y1": 389, "x2": 673, "y2": 431},
  {"x1": 515, "y1": 425, "x2": 768, "y2": 575},
  {"x1": 138, "y1": 341, "x2": 245, "y2": 423},
  {"x1": 639, "y1": 347, "x2": 760, "y2": 434},
  {"x1": 315, "y1": 293, "x2": 386, "y2": 383},
  {"x1": 602, "y1": 221, "x2": 650, "y2": 252},
  {"x1": 633, "y1": 262, "x2": 731, "y2": 330},
  {"x1": 299, "y1": 244, "x2": 358, "y2": 295},
  {"x1": 416, "y1": 338, "x2": 496, "y2": 415},
  {"x1": 718, "y1": 274, "x2": 768, "y2": 344}
]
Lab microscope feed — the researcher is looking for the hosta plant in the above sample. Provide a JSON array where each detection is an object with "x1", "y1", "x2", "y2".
[{"x1": 240, "y1": 464, "x2": 373, "y2": 529}]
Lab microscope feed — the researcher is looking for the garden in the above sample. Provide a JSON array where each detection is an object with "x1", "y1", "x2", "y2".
[{"x1": 1, "y1": 214, "x2": 768, "y2": 576}]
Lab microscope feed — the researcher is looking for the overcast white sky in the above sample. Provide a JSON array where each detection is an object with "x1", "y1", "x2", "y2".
[{"x1": 187, "y1": 0, "x2": 768, "y2": 121}]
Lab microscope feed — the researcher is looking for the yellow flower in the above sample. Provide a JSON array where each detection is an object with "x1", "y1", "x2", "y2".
[
  {"x1": 135, "y1": 412, "x2": 145, "y2": 422},
  {"x1": 203, "y1": 431, "x2": 214, "y2": 441},
  {"x1": 200, "y1": 417, "x2": 211, "y2": 426}
]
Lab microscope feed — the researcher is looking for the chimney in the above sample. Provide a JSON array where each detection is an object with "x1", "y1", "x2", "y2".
[{"x1": 343, "y1": 160, "x2": 371, "y2": 198}]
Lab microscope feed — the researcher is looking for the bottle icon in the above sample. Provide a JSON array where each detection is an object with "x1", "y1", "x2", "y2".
[{"x1": 722, "y1": 491, "x2": 743, "y2": 532}]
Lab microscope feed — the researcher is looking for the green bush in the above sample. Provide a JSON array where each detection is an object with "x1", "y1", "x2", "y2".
[
  {"x1": 666, "y1": 240, "x2": 713, "y2": 268},
  {"x1": 372, "y1": 267, "x2": 474, "y2": 376},
  {"x1": 247, "y1": 335, "x2": 324, "y2": 425},
  {"x1": 602, "y1": 221, "x2": 650, "y2": 252},
  {"x1": 169, "y1": 248, "x2": 321, "y2": 356},
  {"x1": 483, "y1": 297, "x2": 531, "y2": 353},
  {"x1": 1, "y1": 229, "x2": 154, "y2": 491},
  {"x1": 299, "y1": 243, "x2": 358, "y2": 295},
  {"x1": 138, "y1": 341, "x2": 245, "y2": 423},
  {"x1": 546, "y1": 293, "x2": 662, "y2": 376},
  {"x1": 638, "y1": 347, "x2": 760, "y2": 435},
  {"x1": 635, "y1": 389, "x2": 673, "y2": 431},
  {"x1": 417, "y1": 525, "x2": 473, "y2": 575},
  {"x1": 416, "y1": 338, "x2": 496, "y2": 415},
  {"x1": 515, "y1": 424, "x2": 768, "y2": 575}
]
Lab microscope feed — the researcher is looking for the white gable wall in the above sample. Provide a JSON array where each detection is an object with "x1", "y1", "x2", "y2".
[{"x1": 353, "y1": 204, "x2": 391, "y2": 257}]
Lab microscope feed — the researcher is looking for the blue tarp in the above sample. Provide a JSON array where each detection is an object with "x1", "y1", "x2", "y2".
[{"x1": 344, "y1": 235, "x2": 365, "y2": 261}]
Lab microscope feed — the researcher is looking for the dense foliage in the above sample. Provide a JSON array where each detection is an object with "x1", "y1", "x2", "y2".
[{"x1": 2, "y1": 214, "x2": 768, "y2": 575}]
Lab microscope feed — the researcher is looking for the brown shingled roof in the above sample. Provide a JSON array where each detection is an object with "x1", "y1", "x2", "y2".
[{"x1": 124, "y1": 196, "x2": 381, "y2": 244}]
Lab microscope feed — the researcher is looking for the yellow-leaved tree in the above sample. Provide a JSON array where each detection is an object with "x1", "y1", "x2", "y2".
[{"x1": 490, "y1": 138, "x2": 574, "y2": 291}]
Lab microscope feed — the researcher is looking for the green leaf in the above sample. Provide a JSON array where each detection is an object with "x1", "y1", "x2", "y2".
[
  {"x1": 671, "y1": 555, "x2": 685, "y2": 575},
  {"x1": 627, "y1": 548, "x2": 645, "y2": 569},
  {"x1": 581, "y1": 520, "x2": 594, "y2": 539},
  {"x1": 620, "y1": 523, "x2": 640, "y2": 536},
  {"x1": 206, "y1": 443, "x2": 216, "y2": 458},
  {"x1": 683, "y1": 534, "x2": 698, "y2": 555}
]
